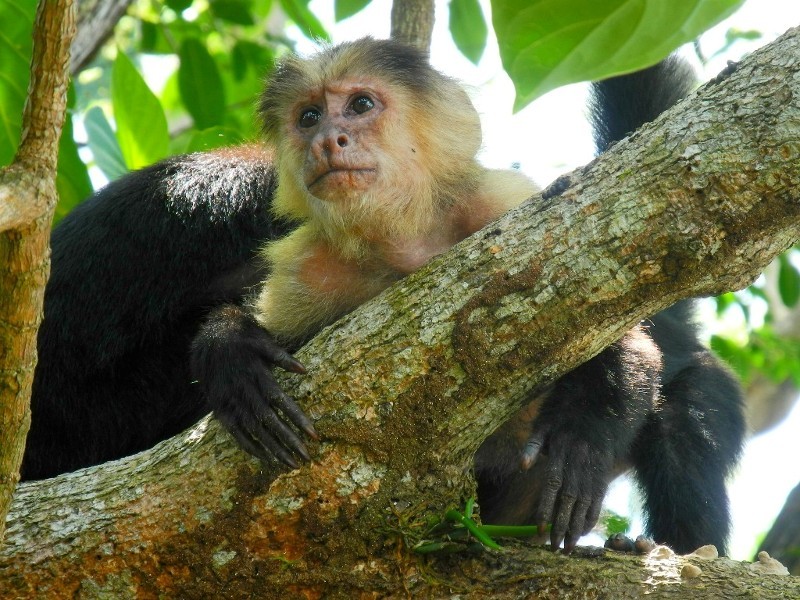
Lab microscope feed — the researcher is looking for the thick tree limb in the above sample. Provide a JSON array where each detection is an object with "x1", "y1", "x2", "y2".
[
  {"x1": 71, "y1": 0, "x2": 133, "y2": 73},
  {"x1": 2, "y1": 25, "x2": 800, "y2": 598},
  {"x1": 0, "y1": 0, "x2": 75, "y2": 543},
  {"x1": 391, "y1": 0, "x2": 435, "y2": 51}
]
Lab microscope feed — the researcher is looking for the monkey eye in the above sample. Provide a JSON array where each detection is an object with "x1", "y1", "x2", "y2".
[
  {"x1": 298, "y1": 108, "x2": 321, "y2": 128},
  {"x1": 349, "y1": 95, "x2": 374, "y2": 115}
]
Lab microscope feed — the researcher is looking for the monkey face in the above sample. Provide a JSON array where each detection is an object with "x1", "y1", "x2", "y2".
[{"x1": 289, "y1": 78, "x2": 413, "y2": 205}]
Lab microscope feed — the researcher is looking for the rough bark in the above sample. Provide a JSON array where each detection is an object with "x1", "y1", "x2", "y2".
[
  {"x1": 1, "y1": 22, "x2": 800, "y2": 600},
  {"x1": 71, "y1": 0, "x2": 133, "y2": 73},
  {"x1": 391, "y1": 0, "x2": 435, "y2": 52},
  {"x1": 0, "y1": 0, "x2": 76, "y2": 542}
]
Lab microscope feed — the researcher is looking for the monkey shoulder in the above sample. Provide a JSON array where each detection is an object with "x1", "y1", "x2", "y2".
[{"x1": 456, "y1": 168, "x2": 539, "y2": 237}]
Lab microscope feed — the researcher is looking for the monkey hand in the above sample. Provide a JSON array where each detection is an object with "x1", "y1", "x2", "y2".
[
  {"x1": 191, "y1": 305, "x2": 318, "y2": 469},
  {"x1": 521, "y1": 421, "x2": 615, "y2": 554}
]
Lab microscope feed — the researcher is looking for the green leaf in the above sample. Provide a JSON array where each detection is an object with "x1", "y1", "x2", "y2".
[
  {"x1": 492, "y1": 0, "x2": 746, "y2": 110},
  {"x1": 111, "y1": 51, "x2": 169, "y2": 169},
  {"x1": 252, "y1": 0, "x2": 274, "y2": 18},
  {"x1": 778, "y1": 254, "x2": 800, "y2": 308},
  {"x1": 231, "y1": 43, "x2": 248, "y2": 81},
  {"x1": 280, "y1": 0, "x2": 330, "y2": 41},
  {"x1": 172, "y1": 127, "x2": 243, "y2": 155},
  {"x1": 710, "y1": 335, "x2": 752, "y2": 383},
  {"x1": 231, "y1": 41, "x2": 273, "y2": 81},
  {"x1": 84, "y1": 106, "x2": 128, "y2": 182},
  {"x1": 210, "y1": 0, "x2": 255, "y2": 25},
  {"x1": 139, "y1": 20, "x2": 159, "y2": 53},
  {"x1": 0, "y1": 0, "x2": 37, "y2": 166},
  {"x1": 179, "y1": 38, "x2": 226, "y2": 129},
  {"x1": 602, "y1": 513, "x2": 631, "y2": 537},
  {"x1": 334, "y1": 0, "x2": 371, "y2": 21},
  {"x1": 166, "y1": 0, "x2": 194, "y2": 12},
  {"x1": 449, "y1": 0, "x2": 488, "y2": 64},
  {"x1": 55, "y1": 109, "x2": 92, "y2": 223}
]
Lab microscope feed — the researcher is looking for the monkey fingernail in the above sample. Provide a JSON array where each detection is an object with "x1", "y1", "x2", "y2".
[
  {"x1": 305, "y1": 423, "x2": 320, "y2": 440},
  {"x1": 286, "y1": 357, "x2": 307, "y2": 374}
]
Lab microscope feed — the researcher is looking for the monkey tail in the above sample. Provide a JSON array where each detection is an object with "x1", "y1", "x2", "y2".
[{"x1": 587, "y1": 55, "x2": 696, "y2": 154}]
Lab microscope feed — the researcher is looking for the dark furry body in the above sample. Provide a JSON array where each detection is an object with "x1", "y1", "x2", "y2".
[
  {"x1": 476, "y1": 57, "x2": 744, "y2": 552},
  {"x1": 23, "y1": 56, "x2": 744, "y2": 554},
  {"x1": 23, "y1": 146, "x2": 287, "y2": 479}
]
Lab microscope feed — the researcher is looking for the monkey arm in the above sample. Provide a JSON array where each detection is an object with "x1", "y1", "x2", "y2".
[
  {"x1": 519, "y1": 329, "x2": 661, "y2": 553},
  {"x1": 190, "y1": 304, "x2": 317, "y2": 468}
]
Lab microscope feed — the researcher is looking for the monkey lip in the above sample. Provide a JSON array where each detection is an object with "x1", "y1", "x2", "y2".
[{"x1": 309, "y1": 168, "x2": 376, "y2": 188}]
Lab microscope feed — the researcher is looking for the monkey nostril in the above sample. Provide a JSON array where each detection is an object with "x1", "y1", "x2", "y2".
[{"x1": 337, "y1": 135, "x2": 348, "y2": 148}]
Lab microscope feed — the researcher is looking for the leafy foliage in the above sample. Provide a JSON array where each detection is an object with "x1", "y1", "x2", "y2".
[
  {"x1": 449, "y1": 0, "x2": 488, "y2": 64},
  {"x1": 84, "y1": 107, "x2": 127, "y2": 182},
  {"x1": 112, "y1": 51, "x2": 170, "y2": 170},
  {"x1": 335, "y1": 0, "x2": 371, "y2": 22},
  {"x1": 55, "y1": 89, "x2": 92, "y2": 222},
  {"x1": 0, "y1": 0, "x2": 91, "y2": 219},
  {"x1": 178, "y1": 38, "x2": 226, "y2": 130},
  {"x1": 0, "y1": 0, "x2": 37, "y2": 166},
  {"x1": 492, "y1": 0, "x2": 746, "y2": 110}
]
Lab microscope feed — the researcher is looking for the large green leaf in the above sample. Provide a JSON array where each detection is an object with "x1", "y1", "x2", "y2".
[
  {"x1": 492, "y1": 0, "x2": 746, "y2": 110},
  {"x1": 54, "y1": 88, "x2": 93, "y2": 223},
  {"x1": 0, "y1": 0, "x2": 37, "y2": 166},
  {"x1": 84, "y1": 106, "x2": 128, "y2": 182},
  {"x1": 334, "y1": 0, "x2": 371, "y2": 21},
  {"x1": 209, "y1": 0, "x2": 255, "y2": 25},
  {"x1": 778, "y1": 253, "x2": 800, "y2": 308},
  {"x1": 280, "y1": 0, "x2": 330, "y2": 41},
  {"x1": 449, "y1": 0, "x2": 488, "y2": 65},
  {"x1": 171, "y1": 126, "x2": 243, "y2": 155},
  {"x1": 178, "y1": 38, "x2": 226, "y2": 129},
  {"x1": 111, "y1": 51, "x2": 169, "y2": 169}
]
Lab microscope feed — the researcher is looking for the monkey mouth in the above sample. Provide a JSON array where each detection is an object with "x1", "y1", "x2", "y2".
[{"x1": 309, "y1": 168, "x2": 376, "y2": 189}]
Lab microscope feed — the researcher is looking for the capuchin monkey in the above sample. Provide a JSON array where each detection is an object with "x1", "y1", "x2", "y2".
[
  {"x1": 254, "y1": 39, "x2": 536, "y2": 344},
  {"x1": 23, "y1": 38, "x2": 744, "y2": 555}
]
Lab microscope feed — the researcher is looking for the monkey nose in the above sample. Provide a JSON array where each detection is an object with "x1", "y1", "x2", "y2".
[{"x1": 336, "y1": 134, "x2": 348, "y2": 148}]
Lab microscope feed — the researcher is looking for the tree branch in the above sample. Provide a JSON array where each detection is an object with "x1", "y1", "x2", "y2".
[
  {"x1": 71, "y1": 0, "x2": 134, "y2": 73},
  {"x1": 1, "y1": 25, "x2": 799, "y2": 598},
  {"x1": 0, "y1": 0, "x2": 76, "y2": 543},
  {"x1": 391, "y1": 0, "x2": 435, "y2": 52}
]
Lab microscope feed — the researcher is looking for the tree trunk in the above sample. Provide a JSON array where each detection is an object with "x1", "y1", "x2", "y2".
[
  {"x1": 71, "y1": 0, "x2": 134, "y2": 72},
  {"x1": 0, "y1": 0, "x2": 76, "y2": 543},
  {"x1": 1, "y1": 25, "x2": 799, "y2": 596},
  {"x1": 391, "y1": 0, "x2": 435, "y2": 52}
]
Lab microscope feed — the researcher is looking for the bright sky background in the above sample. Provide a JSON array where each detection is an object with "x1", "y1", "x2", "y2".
[{"x1": 286, "y1": 0, "x2": 800, "y2": 560}]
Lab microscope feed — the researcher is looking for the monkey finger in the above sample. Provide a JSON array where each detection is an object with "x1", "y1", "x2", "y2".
[
  {"x1": 272, "y1": 390, "x2": 318, "y2": 440},
  {"x1": 256, "y1": 429, "x2": 303, "y2": 469},
  {"x1": 258, "y1": 372, "x2": 319, "y2": 440},
  {"x1": 260, "y1": 410, "x2": 311, "y2": 462},
  {"x1": 520, "y1": 430, "x2": 546, "y2": 470},
  {"x1": 252, "y1": 336, "x2": 307, "y2": 373},
  {"x1": 226, "y1": 422, "x2": 299, "y2": 470},
  {"x1": 269, "y1": 349, "x2": 307, "y2": 374},
  {"x1": 534, "y1": 455, "x2": 564, "y2": 526},
  {"x1": 563, "y1": 532, "x2": 580, "y2": 555},
  {"x1": 583, "y1": 497, "x2": 603, "y2": 536},
  {"x1": 550, "y1": 494, "x2": 577, "y2": 551},
  {"x1": 564, "y1": 498, "x2": 591, "y2": 553}
]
